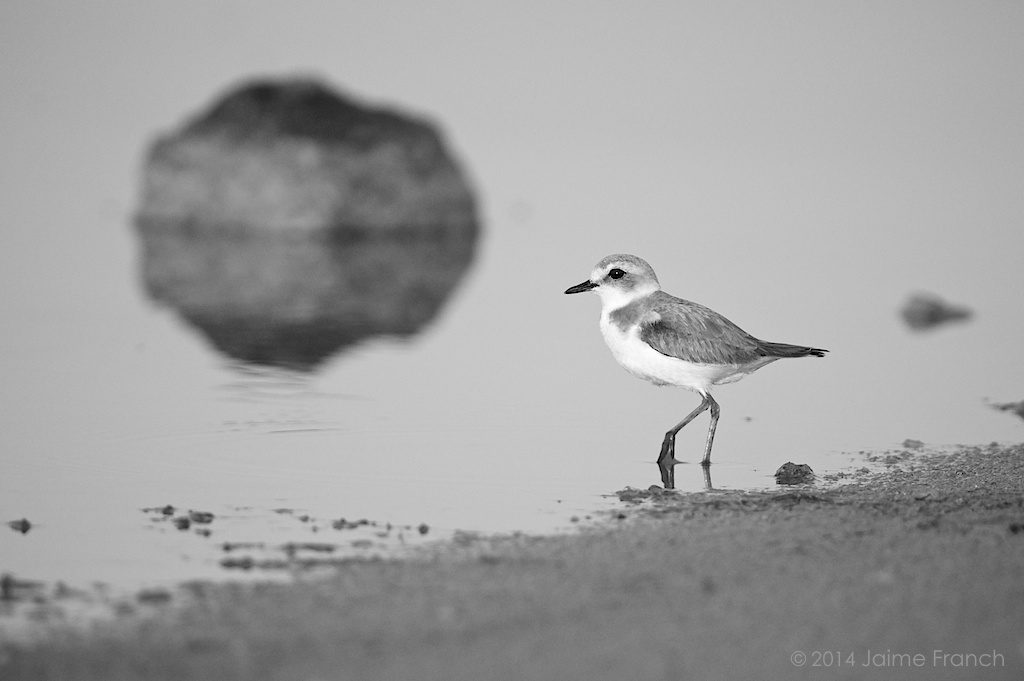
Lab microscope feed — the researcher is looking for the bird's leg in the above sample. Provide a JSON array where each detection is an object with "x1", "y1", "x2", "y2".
[
  {"x1": 700, "y1": 395, "x2": 721, "y2": 467},
  {"x1": 658, "y1": 395, "x2": 711, "y2": 465}
]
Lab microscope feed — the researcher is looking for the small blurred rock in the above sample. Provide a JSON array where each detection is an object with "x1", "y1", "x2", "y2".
[
  {"x1": 902, "y1": 439, "x2": 925, "y2": 450},
  {"x1": 989, "y1": 400, "x2": 1024, "y2": 422},
  {"x1": 775, "y1": 462, "x2": 814, "y2": 485},
  {"x1": 900, "y1": 293, "x2": 972, "y2": 331}
]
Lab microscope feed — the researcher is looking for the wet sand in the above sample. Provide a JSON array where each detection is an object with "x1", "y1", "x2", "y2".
[{"x1": 2, "y1": 444, "x2": 1023, "y2": 680}]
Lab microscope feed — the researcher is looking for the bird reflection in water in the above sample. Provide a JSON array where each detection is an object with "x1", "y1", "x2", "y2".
[{"x1": 657, "y1": 459, "x2": 713, "y2": 491}]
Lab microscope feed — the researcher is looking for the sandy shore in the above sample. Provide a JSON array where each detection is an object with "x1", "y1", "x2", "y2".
[{"x1": 2, "y1": 444, "x2": 1023, "y2": 680}]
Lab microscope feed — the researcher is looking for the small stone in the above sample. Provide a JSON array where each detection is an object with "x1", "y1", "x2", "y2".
[
  {"x1": 220, "y1": 557, "x2": 255, "y2": 570},
  {"x1": 188, "y1": 511, "x2": 215, "y2": 524},
  {"x1": 137, "y1": 589, "x2": 172, "y2": 604},
  {"x1": 774, "y1": 462, "x2": 814, "y2": 485}
]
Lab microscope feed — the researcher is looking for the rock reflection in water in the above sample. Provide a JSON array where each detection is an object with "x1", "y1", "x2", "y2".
[{"x1": 137, "y1": 223, "x2": 475, "y2": 370}]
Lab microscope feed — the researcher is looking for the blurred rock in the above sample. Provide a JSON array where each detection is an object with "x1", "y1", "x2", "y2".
[
  {"x1": 900, "y1": 293, "x2": 972, "y2": 331},
  {"x1": 134, "y1": 78, "x2": 478, "y2": 369},
  {"x1": 137, "y1": 78, "x2": 477, "y2": 232}
]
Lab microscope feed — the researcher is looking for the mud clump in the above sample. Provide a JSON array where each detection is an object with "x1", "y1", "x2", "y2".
[
  {"x1": 616, "y1": 486, "x2": 676, "y2": 504},
  {"x1": 332, "y1": 518, "x2": 372, "y2": 530},
  {"x1": 141, "y1": 505, "x2": 176, "y2": 516},
  {"x1": 0, "y1": 574, "x2": 46, "y2": 601},
  {"x1": 143, "y1": 506, "x2": 215, "y2": 531},
  {"x1": 222, "y1": 542, "x2": 265, "y2": 552},
  {"x1": 283, "y1": 543, "x2": 336, "y2": 556}
]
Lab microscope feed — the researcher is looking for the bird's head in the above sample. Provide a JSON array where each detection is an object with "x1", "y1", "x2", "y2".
[{"x1": 564, "y1": 254, "x2": 661, "y2": 308}]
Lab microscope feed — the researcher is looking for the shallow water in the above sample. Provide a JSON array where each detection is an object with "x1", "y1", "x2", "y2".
[{"x1": 2, "y1": 3, "x2": 1023, "y2": 590}]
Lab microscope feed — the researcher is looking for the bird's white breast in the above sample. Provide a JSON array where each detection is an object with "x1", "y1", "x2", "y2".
[{"x1": 599, "y1": 311, "x2": 757, "y2": 395}]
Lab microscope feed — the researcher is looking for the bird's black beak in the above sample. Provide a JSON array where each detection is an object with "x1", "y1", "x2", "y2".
[{"x1": 564, "y1": 280, "x2": 598, "y2": 294}]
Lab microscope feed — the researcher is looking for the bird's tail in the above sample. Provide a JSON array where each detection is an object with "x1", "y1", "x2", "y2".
[{"x1": 756, "y1": 340, "x2": 828, "y2": 358}]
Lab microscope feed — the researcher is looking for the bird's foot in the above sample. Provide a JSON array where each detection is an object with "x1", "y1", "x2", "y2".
[{"x1": 657, "y1": 460, "x2": 676, "y2": 489}]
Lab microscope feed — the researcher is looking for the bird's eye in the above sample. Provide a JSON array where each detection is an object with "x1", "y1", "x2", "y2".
[{"x1": 608, "y1": 268, "x2": 625, "y2": 279}]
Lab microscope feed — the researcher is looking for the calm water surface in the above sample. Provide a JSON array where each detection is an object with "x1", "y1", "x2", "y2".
[
  {"x1": 2, "y1": 3, "x2": 1023, "y2": 591},
  {"x1": 1, "y1": 204, "x2": 1018, "y2": 589}
]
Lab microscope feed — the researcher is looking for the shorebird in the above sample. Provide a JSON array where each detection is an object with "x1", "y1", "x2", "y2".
[{"x1": 565, "y1": 254, "x2": 827, "y2": 469}]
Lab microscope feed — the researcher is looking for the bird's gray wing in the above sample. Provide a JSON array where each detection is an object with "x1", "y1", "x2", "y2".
[{"x1": 639, "y1": 292, "x2": 763, "y2": 365}]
